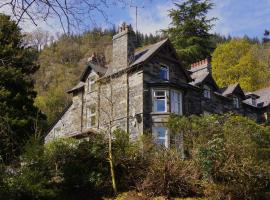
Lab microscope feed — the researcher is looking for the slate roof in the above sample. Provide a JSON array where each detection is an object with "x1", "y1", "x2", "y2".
[
  {"x1": 253, "y1": 86, "x2": 270, "y2": 107},
  {"x1": 131, "y1": 38, "x2": 168, "y2": 67},
  {"x1": 67, "y1": 82, "x2": 85, "y2": 93},
  {"x1": 103, "y1": 38, "x2": 169, "y2": 77},
  {"x1": 220, "y1": 83, "x2": 241, "y2": 96},
  {"x1": 189, "y1": 73, "x2": 209, "y2": 86}
]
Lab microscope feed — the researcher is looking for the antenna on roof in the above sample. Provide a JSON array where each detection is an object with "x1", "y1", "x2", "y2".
[{"x1": 130, "y1": 1, "x2": 144, "y2": 35}]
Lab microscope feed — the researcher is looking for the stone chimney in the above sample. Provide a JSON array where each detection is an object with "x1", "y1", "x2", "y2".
[
  {"x1": 190, "y1": 57, "x2": 212, "y2": 74},
  {"x1": 112, "y1": 22, "x2": 136, "y2": 71}
]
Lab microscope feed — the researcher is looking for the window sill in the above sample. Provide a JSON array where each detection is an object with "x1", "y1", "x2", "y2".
[{"x1": 151, "y1": 112, "x2": 171, "y2": 115}]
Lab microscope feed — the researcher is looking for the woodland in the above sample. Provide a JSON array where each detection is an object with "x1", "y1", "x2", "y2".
[{"x1": 0, "y1": 0, "x2": 270, "y2": 199}]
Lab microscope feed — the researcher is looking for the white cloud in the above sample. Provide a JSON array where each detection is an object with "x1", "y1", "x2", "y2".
[{"x1": 129, "y1": 2, "x2": 174, "y2": 35}]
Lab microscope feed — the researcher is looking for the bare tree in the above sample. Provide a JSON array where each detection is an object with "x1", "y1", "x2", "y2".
[
  {"x1": 0, "y1": 0, "x2": 134, "y2": 34},
  {"x1": 24, "y1": 28, "x2": 50, "y2": 51}
]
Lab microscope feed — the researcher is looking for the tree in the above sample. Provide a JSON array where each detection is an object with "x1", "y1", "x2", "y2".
[
  {"x1": 163, "y1": 0, "x2": 216, "y2": 68},
  {"x1": 212, "y1": 39, "x2": 270, "y2": 91},
  {"x1": 0, "y1": 0, "x2": 148, "y2": 34},
  {"x1": 23, "y1": 28, "x2": 50, "y2": 51},
  {"x1": 0, "y1": 14, "x2": 45, "y2": 163}
]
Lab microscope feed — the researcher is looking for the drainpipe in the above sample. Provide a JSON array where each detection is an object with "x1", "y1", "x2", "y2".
[
  {"x1": 80, "y1": 89, "x2": 84, "y2": 133},
  {"x1": 126, "y1": 73, "x2": 130, "y2": 134}
]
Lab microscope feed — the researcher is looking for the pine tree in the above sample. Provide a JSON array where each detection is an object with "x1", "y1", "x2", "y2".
[
  {"x1": 163, "y1": 0, "x2": 216, "y2": 68},
  {"x1": 0, "y1": 14, "x2": 45, "y2": 163}
]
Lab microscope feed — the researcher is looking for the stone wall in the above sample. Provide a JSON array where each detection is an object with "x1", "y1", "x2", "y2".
[{"x1": 45, "y1": 91, "x2": 83, "y2": 142}]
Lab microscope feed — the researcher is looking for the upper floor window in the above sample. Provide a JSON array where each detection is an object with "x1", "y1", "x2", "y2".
[
  {"x1": 153, "y1": 127, "x2": 169, "y2": 148},
  {"x1": 160, "y1": 65, "x2": 169, "y2": 80},
  {"x1": 171, "y1": 90, "x2": 183, "y2": 115},
  {"x1": 153, "y1": 90, "x2": 167, "y2": 113},
  {"x1": 251, "y1": 98, "x2": 257, "y2": 106},
  {"x1": 87, "y1": 105, "x2": 96, "y2": 128},
  {"x1": 88, "y1": 75, "x2": 96, "y2": 92},
  {"x1": 233, "y1": 97, "x2": 240, "y2": 109},
  {"x1": 203, "y1": 85, "x2": 211, "y2": 99}
]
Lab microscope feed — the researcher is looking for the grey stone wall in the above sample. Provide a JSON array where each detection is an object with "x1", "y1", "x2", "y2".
[
  {"x1": 45, "y1": 91, "x2": 83, "y2": 142},
  {"x1": 112, "y1": 25, "x2": 136, "y2": 71}
]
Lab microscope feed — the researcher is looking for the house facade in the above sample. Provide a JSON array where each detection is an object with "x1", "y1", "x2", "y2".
[{"x1": 45, "y1": 23, "x2": 270, "y2": 146}]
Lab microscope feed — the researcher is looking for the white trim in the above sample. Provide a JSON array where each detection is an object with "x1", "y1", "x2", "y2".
[
  {"x1": 86, "y1": 105, "x2": 96, "y2": 128},
  {"x1": 153, "y1": 89, "x2": 168, "y2": 113}
]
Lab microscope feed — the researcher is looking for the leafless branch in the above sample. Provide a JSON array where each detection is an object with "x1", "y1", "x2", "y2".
[{"x1": 0, "y1": 0, "x2": 146, "y2": 34}]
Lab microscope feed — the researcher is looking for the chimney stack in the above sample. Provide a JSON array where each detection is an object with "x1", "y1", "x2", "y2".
[
  {"x1": 112, "y1": 22, "x2": 136, "y2": 71},
  {"x1": 190, "y1": 57, "x2": 212, "y2": 74}
]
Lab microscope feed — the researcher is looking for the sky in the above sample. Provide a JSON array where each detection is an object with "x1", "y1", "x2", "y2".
[{"x1": 1, "y1": 0, "x2": 270, "y2": 38}]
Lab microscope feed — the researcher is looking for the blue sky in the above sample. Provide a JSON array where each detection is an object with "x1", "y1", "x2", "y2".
[{"x1": 2, "y1": 0, "x2": 270, "y2": 38}]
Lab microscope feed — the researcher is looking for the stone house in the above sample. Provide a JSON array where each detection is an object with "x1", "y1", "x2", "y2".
[{"x1": 45, "y1": 23, "x2": 270, "y2": 147}]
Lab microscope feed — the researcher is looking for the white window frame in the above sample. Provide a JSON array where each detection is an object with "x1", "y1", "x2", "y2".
[
  {"x1": 203, "y1": 85, "x2": 211, "y2": 99},
  {"x1": 170, "y1": 90, "x2": 183, "y2": 115},
  {"x1": 152, "y1": 127, "x2": 169, "y2": 148},
  {"x1": 87, "y1": 105, "x2": 96, "y2": 128},
  {"x1": 233, "y1": 96, "x2": 240, "y2": 109},
  {"x1": 88, "y1": 75, "x2": 96, "y2": 92},
  {"x1": 160, "y1": 65, "x2": 169, "y2": 80},
  {"x1": 153, "y1": 90, "x2": 168, "y2": 113}
]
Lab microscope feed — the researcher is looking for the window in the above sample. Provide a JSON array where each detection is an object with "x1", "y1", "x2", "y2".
[
  {"x1": 153, "y1": 90, "x2": 167, "y2": 112},
  {"x1": 88, "y1": 75, "x2": 96, "y2": 92},
  {"x1": 171, "y1": 90, "x2": 183, "y2": 115},
  {"x1": 203, "y1": 85, "x2": 211, "y2": 99},
  {"x1": 233, "y1": 97, "x2": 240, "y2": 109},
  {"x1": 160, "y1": 65, "x2": 169, "y2": 80},
  {"x1": 153, "y1": 127, "x2": 169, "y2": 148},
  {"x1": 87, "y1": 105, "x2": 96, "y2": 128},
  {"x1": 252, "y1": 98, "x2": 257, "y2": 106},
  {"x1": 264, "y1": 112, "x2": 268, "y2": 122}
]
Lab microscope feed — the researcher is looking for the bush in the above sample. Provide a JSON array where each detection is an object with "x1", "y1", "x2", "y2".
[
  {"x1": 138, "y1": 149, "x2": 202, "y2": 198},
  {"x1": 169, "y1": 114, "x2": 270, "y2": 199}
]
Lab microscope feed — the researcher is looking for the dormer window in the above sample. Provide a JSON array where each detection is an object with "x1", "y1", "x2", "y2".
[
  {"x1": 160, "y1": 65, "x2": 169, "y2": 80},
  {"x1": 203, "y1": 85, "x2": 211, "y2": 99},
  {"x1": 88, "y1": 75, "x2": 96, "y2": 92},
  {"x1": 233, "y1": 97, "x2": 240, "y2": 109},
  {"x1": 251, "y1": 98, "x2": 257, "y2": 106}
]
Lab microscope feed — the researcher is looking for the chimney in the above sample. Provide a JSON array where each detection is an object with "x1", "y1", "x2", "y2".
[
  {"x1": 190, "y1": 57, "x2": 212, "y2": 74},
  {"x1": 112, "y1": 22, "x2": 136, "y2": 71}
]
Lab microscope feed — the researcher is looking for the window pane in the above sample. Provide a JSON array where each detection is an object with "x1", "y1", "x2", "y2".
[
  {"x1": 171, "y1": 91, "x2": 182, "y2": 114},
  {"x1": 156, "y1": 99, "x2": 166, "y2": 112},
  {"x1": 160, "y1": 66, "x2": 168, "y2": 80},
  {"x1": 91, "y1": 116, "x2": 96, "y2": 126},
  {"x1": 153, "y1": 127, "x2": 167, "y2": 147},
  {"x1": 156, "y1": 139, "x2": 165, "y2": 146},
  {"x1": 155, "y1": 91, "x2": 165, "y2": 97}
]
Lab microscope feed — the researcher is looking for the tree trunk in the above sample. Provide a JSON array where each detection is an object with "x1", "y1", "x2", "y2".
[{"x1": 109, "y1": 125, "x2": 117, "y2": 195}]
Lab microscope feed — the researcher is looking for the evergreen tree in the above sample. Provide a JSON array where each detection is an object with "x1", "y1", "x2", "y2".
[
  {"x1": 163, "y1": 0, "x2": 216, "y2": 68},
  {"x1": 0, "y1": 14, "x2": 45, "y2": 163}
]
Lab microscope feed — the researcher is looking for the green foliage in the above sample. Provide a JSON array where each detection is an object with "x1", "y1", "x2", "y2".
[
  {"x1": 168, "y1": 114, "x2": 270, "y2": 199},
  {"x1": 212, "y1": 39, "x2": 270, "y2": 91},
  {"x1": 0, "y1": 135, "x2": 55, "y2": 200},
  {"x1": 0, "y1": 14, "x2": 46, "y2": 163},
  {"x1": 163, "y1": 0, "x2": 216, "y2": 68}
]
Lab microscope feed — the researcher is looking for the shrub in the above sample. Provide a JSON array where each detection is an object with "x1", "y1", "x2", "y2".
[{"x1": 138, "y1": 149, "x2": 202, "y2": 198}]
